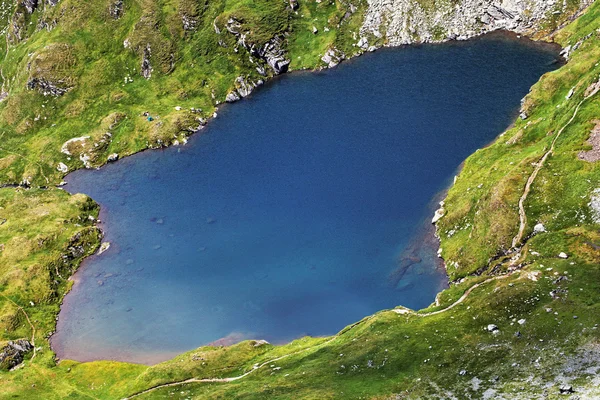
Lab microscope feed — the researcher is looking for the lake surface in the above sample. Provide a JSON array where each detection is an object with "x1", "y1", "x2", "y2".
[{"x1": 52, "y1": 33, "x2": 560, "y2": 365}]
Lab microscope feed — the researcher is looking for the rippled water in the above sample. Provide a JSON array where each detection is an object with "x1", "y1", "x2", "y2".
[{"x1": 52, "y1": 33, "x2": 560, "y2": 364}]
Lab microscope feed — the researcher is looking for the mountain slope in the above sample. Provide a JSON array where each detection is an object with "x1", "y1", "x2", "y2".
[{"x1": 0, "y1": 0, "x2": 599, "y2": 399}]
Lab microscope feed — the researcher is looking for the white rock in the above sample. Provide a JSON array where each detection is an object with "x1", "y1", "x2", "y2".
[
  {"x1": 107, "y1": 153, "x2": 119, "y2": 162},
  {"x1": 517, "y1": 319, "x2": 526, "y2": 325},
  {"x1": 589, "y1": 188, "x2": 600, "y2": 223},
  {"x1": 98, "y1": 242, "x2": 111, "y2": 255},
  {"x1": 533, "y1": 223, "x2": 546, "y2": 233},
  {"x1": 57, "y1": 162, "x2": 68, "y2": 173},
  {"x1": 566, "y1": 88, "x2": 575, "y2": 99},
  {"x1": 487, "y1": 324, "x2": 498, "y2": 332},
  {"x1": 558, "y1": 252, "x2": 568, "y2": 259},
  {"x1": 357, "y1": 37, "x2": 369, "y2": 49},
  {"x1": 432, "y1": 207, "x2": 445, "y2": 223}
]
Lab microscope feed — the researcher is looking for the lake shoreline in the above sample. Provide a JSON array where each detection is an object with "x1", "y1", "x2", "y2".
[{"x1": 51, "y1": 31, "x2": 562, "y2": 366}]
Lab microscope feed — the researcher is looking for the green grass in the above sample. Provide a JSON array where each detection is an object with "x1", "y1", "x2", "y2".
[{"x1": 0, "y1": 0, "x2": 599, "y2": 398}]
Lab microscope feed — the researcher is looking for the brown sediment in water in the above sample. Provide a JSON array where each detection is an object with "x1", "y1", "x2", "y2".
[{"x1": 388, "y1": 191, "x2": 448, "y2": 290}]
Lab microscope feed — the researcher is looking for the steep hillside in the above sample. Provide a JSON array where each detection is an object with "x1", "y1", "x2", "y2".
[{"x1": 0, "y1": 0, "x2": 599, "y2": 398}]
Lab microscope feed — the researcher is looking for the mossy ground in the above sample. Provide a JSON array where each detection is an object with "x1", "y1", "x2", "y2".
[{"x1": 0, "y1": 0, "x2": 599, "y2": 398}]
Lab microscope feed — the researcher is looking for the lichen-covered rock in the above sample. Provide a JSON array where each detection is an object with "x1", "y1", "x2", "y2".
[
  {"x1": 109, "y1": 0, "x2": 124, "y2": 19},
  {"x1": 321, "y1": 48, "x2": 346, "y2": 68},
  {"x1": 26, "y1": 77, "x2": 69, "y2": 96},
  {"x1": 141, "y1": 44, "x2": 153, "y2": 79},
  {"x1": 21, "y1": 0, "x2": 38, "y2": 14},
  {"x1": 0, "y1": 340, "x2": 33, "y2": 371},
  {"x1": 361, "y1": 0, "x2": 593, "y2": 46},
  {"x1": 223, "y1": 18, "x2": 290, "y2": 75}
]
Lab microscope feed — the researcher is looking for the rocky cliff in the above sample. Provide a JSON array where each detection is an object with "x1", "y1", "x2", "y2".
[{"x1": 361, "y1": 0, "x2": 592, "y2": 46}]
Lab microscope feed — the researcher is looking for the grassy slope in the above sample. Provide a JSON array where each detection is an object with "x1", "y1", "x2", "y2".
[
  {"x1": 0, "y1": 0, "x2": 362, "y2": 187},
  {"x1": 0, "y1": 0, "x2": 598, "y2": 399}
]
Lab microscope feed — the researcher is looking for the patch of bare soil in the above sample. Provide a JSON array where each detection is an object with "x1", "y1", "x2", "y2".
[{"x1": 578, "y1": 120, "x2": 600, "y2": 162}]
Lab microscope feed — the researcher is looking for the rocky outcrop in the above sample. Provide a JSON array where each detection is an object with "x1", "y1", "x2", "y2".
[
  {"x1": 0, "y1": 340, "x2": 33, "y2": 371},
  {"x1": 8, "y1": 0, "x2": 40, "y2": 43},
  {"x1": 258, "y1": 37, "x2": 291, "y2": 74},
  {"x1": 26, "y1": 77, "x2": 69, "y2": 96},
  {"x1": 321, "y1": 48, "x2": 346, "y2": 68},
  {"x1": 361, "y1": 0, "x2": 593, "y2": 46},
  {"x1": 109, "y1": 0, "x2": 124, "y2": 19},
  {"x1": 226, "y1": 76, "x2": 264, "y2": 102},
  {"x1": 26, "y1": 43, "x2": 76, "y2": 96},
  {"x1": 21, "y1": 0, "x2": 38, "y2": 14},
  {"x1": 182, "y1": 13, "x2": 198, "y2": 31},
  {"x1": 141, "y1": 44, "x2": 153, "y2": 79},
  {"x1": 224, "y1": 18, "x2": 290, "y2": 75},
  {"x1": 590, "y1": 188, "x2": 600, "y2": 224}
]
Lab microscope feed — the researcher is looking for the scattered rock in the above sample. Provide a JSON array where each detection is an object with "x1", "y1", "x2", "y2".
[
  {"x1": 487, "y1": 324, "x2": 499, "y2": 332},
  {"x1": 517, "y1": 319, "x2": 526, "y2": 325},
  {"x1": 312, "y1": 26, "x2": 318, "y2": 34},
  {"x1": 27, "y1": 77, "x2": 70, "y2": 96},
  {"x1": 558, "y1": 252, "x2": 568, "y2": 259},
  {"x1": 579, "y1": 121, "x2": 600, "y2": 163}
]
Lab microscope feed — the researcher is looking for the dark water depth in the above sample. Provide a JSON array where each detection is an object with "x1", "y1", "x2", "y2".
[{"x1": 52, "y1": 33, "x2": 560, "y2": 364}]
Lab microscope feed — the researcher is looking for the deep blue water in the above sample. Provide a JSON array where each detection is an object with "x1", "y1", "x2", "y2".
[{"x1": 52, "y1": 33, "x2": 560, "y2": 364}]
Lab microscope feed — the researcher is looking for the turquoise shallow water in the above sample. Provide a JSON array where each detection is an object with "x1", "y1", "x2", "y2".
[{"x1": 52, "y1": 33, "x2": 560, "y2": 364}]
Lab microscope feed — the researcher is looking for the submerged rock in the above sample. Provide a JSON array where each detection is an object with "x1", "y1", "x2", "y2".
[{"x1": 98, "y1": 242, "x2": 111, "y2": 255}]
